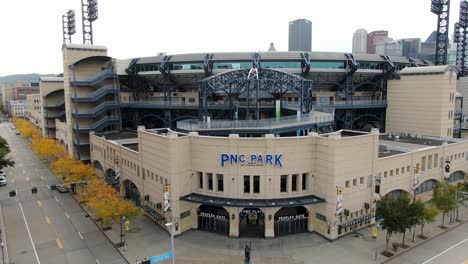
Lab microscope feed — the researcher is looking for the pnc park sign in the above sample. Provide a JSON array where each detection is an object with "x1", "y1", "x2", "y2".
[{"x1": 221, "y1": 153, "x2": 283, "y2": 167}]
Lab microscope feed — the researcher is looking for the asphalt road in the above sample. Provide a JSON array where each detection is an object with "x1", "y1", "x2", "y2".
[
  {"x1": 0, "y1": 122, "x2": 127, "y2": 264},
  {"x1": 386, "y1": 221, "x2": 468, "y2": 264}
]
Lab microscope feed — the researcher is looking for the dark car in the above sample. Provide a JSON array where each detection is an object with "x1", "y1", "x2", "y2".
[{"x1": 56, "y1": 185, "x2": 69, "y2": 193}]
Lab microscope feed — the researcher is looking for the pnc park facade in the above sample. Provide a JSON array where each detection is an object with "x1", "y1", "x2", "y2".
[{"x1": 32, "y1": 44, "x2": 468, "y2": 240}]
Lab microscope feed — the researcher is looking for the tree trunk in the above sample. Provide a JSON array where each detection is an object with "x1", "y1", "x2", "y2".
[
  {"x1": 420, "y1": 223, "x2": 424, "y2": 237},
  {"x1": 402, "y1": 230, "x2": 406, "y2": 246},
  {"x1": 442, "y1": 213, "x2": 445, "y2": 226}
]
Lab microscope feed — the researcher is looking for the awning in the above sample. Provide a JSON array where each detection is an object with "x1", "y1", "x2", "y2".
[
  {"x1": 180, "y1": 193, "x2": 325, "y2": 208},
  {"x1": 142, "y1": 205, "x2": 165, "y2": 221}
]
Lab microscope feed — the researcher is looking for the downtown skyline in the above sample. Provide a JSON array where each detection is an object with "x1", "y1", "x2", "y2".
[{"x1": 0, "y1": 0, "x2": 461, "y2": 76}]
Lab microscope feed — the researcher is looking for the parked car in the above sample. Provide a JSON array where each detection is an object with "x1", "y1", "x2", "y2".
[
  {"x1": 0, "y1": 169, "x2": 5, "y2": 177},
  {"x1": 56, "y1": 185, "x2": 69, "y2": 193},
  {"x1": 0, "y1": 177, "x2": 6, "y2": 186}
]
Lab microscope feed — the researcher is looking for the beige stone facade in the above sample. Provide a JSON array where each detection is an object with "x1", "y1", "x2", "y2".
[
  {"x1": 386, "y1": 66, "x2": 457, "y2": 137},
  {"x1": 40, "y1": 77, "x2": 64, "y2": 138},
  {"x1": 90, "y1": 128, "x2": 468, "y2": 240},
  {"x1": 25, "y1": 94, "x2": 42, "y2": 129}
]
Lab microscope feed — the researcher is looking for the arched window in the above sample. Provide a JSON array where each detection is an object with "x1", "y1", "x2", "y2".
[
  {"x1": 415, "y1": 179, "x2": 438, "y2": 194},
  {"x1": 447, "y1": 171, "x2": 466, "y2": 183}
]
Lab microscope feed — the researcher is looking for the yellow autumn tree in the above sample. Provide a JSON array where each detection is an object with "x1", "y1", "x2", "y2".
[
  {"x1": 65, "y1": 162, "x2": 96, "y2": 183},
  {"x1": 51, "y1": 157, "x2": 82, "y2": 179}
]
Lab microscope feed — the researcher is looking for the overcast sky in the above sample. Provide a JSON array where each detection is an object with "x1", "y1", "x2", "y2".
[{"x1": 0, "y1": 0, "x2": 460, "y2": 76}]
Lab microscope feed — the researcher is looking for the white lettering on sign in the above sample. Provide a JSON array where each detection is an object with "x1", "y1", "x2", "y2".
[
  {"x1": 221, "y1": 153, "x2": 283, "y2": 167},
  {"x1": 277, "y1": 214, "x2": 307, "y2": 221},
  {"x1": 199, "y1": 212, "x2": 227, "y2": 220}
]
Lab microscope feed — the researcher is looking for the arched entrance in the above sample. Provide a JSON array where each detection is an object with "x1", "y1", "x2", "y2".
[
  {"x1": 383, "y1": 189, "x2": 410, "y2": 201},
  {"x1": 92, "y1": 160, "x2": 103, "y2": 172},
  {"x1": 239, "y1": 208, "x2": 265, "y2": 237},
  {"x1": 197, "y1": 204, "x2": 229, "y2": 236},
  {"x1": 415, "y1": 179, "x2": 439, "y2": 194},
  {"x1": 447, "y1": 171, "x2": 467, "y2": 183},
  {"x1": 123, "y1": 179, "x2": 141, "y2": 206},
  {"x1": 104, "y1": 168, "x2": 120, "y2": 189},
  {"x1": 274, "y1": 206, "x2": 309, "y2": 237}
]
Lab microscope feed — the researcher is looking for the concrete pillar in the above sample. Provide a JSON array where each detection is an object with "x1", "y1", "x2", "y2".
[
  {"x1": 227, "y1": 207, "x2": 240, "y2": 238},
  {"x1": 264, "y1": 207, "x2": 279, "y2": 238}
]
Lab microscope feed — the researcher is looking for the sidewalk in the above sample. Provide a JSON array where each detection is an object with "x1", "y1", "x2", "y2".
[{"x1": 77, "y1": 202, "x2": 468, "y2": 264}]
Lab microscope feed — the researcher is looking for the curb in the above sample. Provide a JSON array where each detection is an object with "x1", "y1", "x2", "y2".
[
  {"x1": 380, "y1": 218, "x2": 468, "y2": 263},
  {"x1": 72, "y1": 195, "x2": 131, "y2": 264}
]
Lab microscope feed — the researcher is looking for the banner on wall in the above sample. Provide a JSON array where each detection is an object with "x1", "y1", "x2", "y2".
[
  {"x1": 163, "y1": 185, "x2": 171, "y2": 212},
  {"x1": 335, "y1": 187, "x2": 343, "y2": 215}
]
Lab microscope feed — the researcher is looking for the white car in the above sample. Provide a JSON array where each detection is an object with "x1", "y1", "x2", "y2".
[{"x1": 0, "y1": 177, "x2": 6, "y2": 186}]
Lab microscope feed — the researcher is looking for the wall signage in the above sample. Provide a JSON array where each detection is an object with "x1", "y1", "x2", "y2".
[
  {"x1": 339, "y1": 214, "x2": 374, "y2": 228},
  {"x1": 199, "y1": 212, "x2": 227, "y2": 220},
  {"x1": 221, "y1": 153, "x2": 283, "y2": 167},
  {"x1": 277, "y1": 214, "x2": 307, "y2": 221}
]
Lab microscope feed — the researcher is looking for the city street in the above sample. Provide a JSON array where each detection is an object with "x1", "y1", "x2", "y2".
[
  {"x1": 0, "y1": 122, "x2": 126, "y2": 264},
  {"x1": 386, "y1": 221, "x2": 468, "y2": 264}
]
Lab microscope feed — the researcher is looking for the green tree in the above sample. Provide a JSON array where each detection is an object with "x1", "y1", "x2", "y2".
[
  {"x1": 432, "y1": 181, "x2": 457, "y2": 227},
  {"x1": 455, "y1": 182, "x2": 468, "y2": 221},
  {"x1": 0, "y1": 137, "x2": 14, "y2": 168},
  {"x1": 409, "y1": 199, "x2": 424, "y2": 242},
  {"x1": 378, "y1": 196, "x2": 400, "y2": 254},
  {"x1": 417, "y1": 205, "x2": 439, "y2": 239},
  {"x1": 394, "y1": 195, "x2": 412, "y2": 247}
]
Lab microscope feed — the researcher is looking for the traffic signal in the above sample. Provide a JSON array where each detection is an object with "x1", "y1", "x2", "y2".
[
  {"x1": 9, "y1": 190, "x2": 16, "y2": 197},
  {"x1": 445, "y1": 162, "x2": 450, "y2": 173},
  {"x1": 164, "y1": 185, "x2": 170, "y2": 192},
  {"x1": 32, "y1": 187, "x2": 38, "y2": 194}
]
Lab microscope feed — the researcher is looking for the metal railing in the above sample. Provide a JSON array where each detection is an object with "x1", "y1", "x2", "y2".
[
  {"x1": 283, "y1": 100, "x2": 387, "y2": 107},
  {"x1": 74, "y1": 116, "x2": 119, "y2": 131},
  {"x1": 73, "y1": 101, "x2": 118, "y2": 117},
  {"x1": 177, "y1": 112, "x2": 334, "y2": 131},
  {"x1": 72, "y1": 69, "x2": 115, "y2": 86},
  {"x1": 75, "y1": 86, "x2": 118, "y2": 102},
  {"x1": 44, "y1": 101, "x2": 65, "y2": 108}
]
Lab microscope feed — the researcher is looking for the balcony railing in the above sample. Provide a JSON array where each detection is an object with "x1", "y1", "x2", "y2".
[
  {"x1": 72, "y1": 69, "x2": 115, "y2": 86},
  {"x1": 74, "y1": 116, "x2": 119, "y2": 131},
  {"x1": 44, "y1": 101, "x2": 65, "y2": 108},
  {"x1": 72, "y1": 102, "x2": 119, "y2": 117},
  {"x1": 75, "y1": 86, "x2": 118, "y2": 102},
  {"x1": 177, "y1": 111, "x2": 334, "y2": 131},
  {"x1": 45, "y1": 110, "x2": 65, "y2": 119}
]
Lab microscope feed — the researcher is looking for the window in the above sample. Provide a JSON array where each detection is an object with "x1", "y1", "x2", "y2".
[
  {"x1": 360, "y1": 177, "x2": 364, "y2": 184},
  {"x1": 390, "y1": 170, "x2": 393, "y2": 177},
  {"x1": 428, "y1": 155, "x2": 433, "y2": 170},
  {"x1": 156, "y1": 174, "x2": 159, "y2": 182},
  {"x1": 197, "y1": 172, "x2": 203, "y2": 189},
  {"x1": 292, "y1": 174, "x2": 298, "y2": 191},
  {"x1": 243, "y1": 175, "x2": 251, "y2": 193},
  {"x1": 137, "y1": 166, "x2": 140, "y2": 177},
  {"x1": 302, "y1": 173, "x2": 308, "y2": 190},
  {"x1": 421, "y1": 156, "x2": 426, "y2": 171},
  {"x1": 315, "y1": 213, "x2": 326, "y2": 222},
  {"x1": 353, "y1": 179, "x2": 357, "y2": 186},
  {"x1": 434, "y1": 154, "x2": 439, "y2": 168},
  {"x1": 253, "y1": 176, "x2": 260, "y2": 194},
  {"x1": 165, "y1": 179, "x2": 168, "y2": 185},
  {"x1": 188, "y1": 98, "x2": 196, "y2": 103},
  {"x1": 280, "y1": 175, "x2": 288, "y2": 193},
  {"x1": 207, "y1": 173, "x2": 213, "y2": 191},
  {"x1": 217, "y1": 174, "x2": 224, "y2": 192},
  {"x1": 384, "y1": 171, "x2": 388, "y2": 178},
  {"x1": 142, "y1": 168, "x2": 145, "y2": 180},
  {"x1": 345, "y1": 180, "x2": 350, "y2": 188}
]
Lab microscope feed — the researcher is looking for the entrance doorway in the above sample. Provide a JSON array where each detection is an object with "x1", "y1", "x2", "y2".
[
  {"x1": 239, "y1": 208, "x2": 265, "y2": 237},
  {"x1": 197, "y1": 205, "x2": 230, "y2": 236},
  {"x1": 274, "y1": 206, "x2": 309, "y2": 237}
]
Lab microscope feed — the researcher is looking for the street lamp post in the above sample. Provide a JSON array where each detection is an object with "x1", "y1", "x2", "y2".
[
  {"x1": 373, "y1": 222, "x2": 379, "y2": 264},
  {"x1": 165, "y1": 222, "x2": 175, "y2": 264}
]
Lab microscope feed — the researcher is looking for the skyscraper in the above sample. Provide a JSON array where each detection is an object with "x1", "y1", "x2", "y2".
[
  {"x1": 288, "y1": 19, "x2": 312, "y2": 51},
  {"x1": 401, "y1": 38, "x2": 421, "y2": 58},
  {"x1": 352, "y1": 29, "x2": 368, "y2": 54},
  {"x1": 367, "y1": 31, "x2": 390, "y2": 54}
]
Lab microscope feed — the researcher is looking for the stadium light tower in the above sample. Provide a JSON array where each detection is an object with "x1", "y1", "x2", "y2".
[
  {"x1": 456, "y1": 0, "x2": 468, "y2": 76},
  {"x1": 81, "y1": 0, "x2": 99, "y2": 45},
  {"x1": 62, "y1": 9, "x2": 76, "y2": 44},
  {"x1": 431, "y1": 0, "x2": 451, "y2": 65}
]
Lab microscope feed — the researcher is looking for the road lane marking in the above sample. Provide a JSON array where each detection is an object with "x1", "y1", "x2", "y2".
[
  {"x1": 65, "y1": 212, "x2": 70, "y2": 219},
  {"x1": 45, "y1": 216, "x2": 51, "y2": 225},
  {"x1": 40, "y1": 176, "x2": 44, "y2": 180},
  {"x1": 421, "y1": 237, "x2": 468, "y2": 264},
  {"x1": 18, "y1": 201, "x2": 41, "y2": 264},
  {"x1": 54, "y1": 197, "x2": 59, "y2": 202},
  {"x1": 37, "y1": 200, "x2": 42, "y2": 207},
  {"x1": 77, "y1": 231, "x2": 84, "y2": 239},
  {"x1": 26, "y1": 177, "x2": 29, "y2": 182},
  {"x1": 56, "y1": 238, "x2": 63, "y2": 249},
  {"x1": 96, "y1": 259, "x2": 101, "y2": 264}
]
